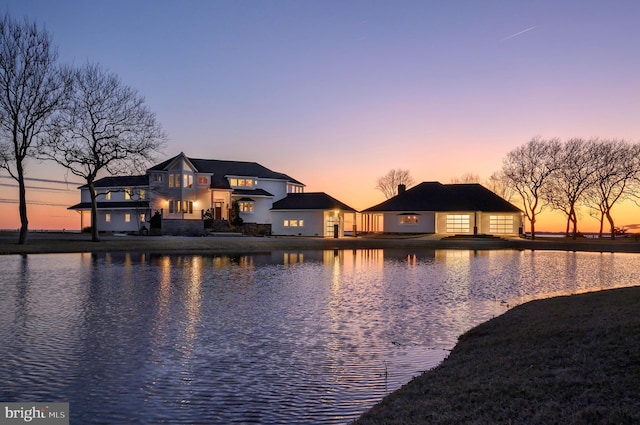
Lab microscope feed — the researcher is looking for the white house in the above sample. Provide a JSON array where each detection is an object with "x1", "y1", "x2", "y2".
[
  {"x1": 361, "y1": 182, "x2": 523, "y2": 236},
  {"x1": 271, "y1": 192, "x2": 357, "y2": 237},
  {"x1": 68, "y1": 175, "x2": 150, "y2": 233},
  {"x1": 70, "y1": 152, "x2": 305, "y2": 234}
]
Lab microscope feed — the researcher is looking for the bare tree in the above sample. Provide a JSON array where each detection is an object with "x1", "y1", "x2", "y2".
[
  {"x1": 501, "y1": 137, "x2": 561, "y2": 239},
  {"x1": 375, "y1": 168, "x2": 415, "y2": 199},
  {"x1": 485, "y1": 170, "x2": 515, "y2": 202},
  {"x1": 544, "y1": 138, "x2": 599, "y2": 239},
  {"x1": 0, "y1": 13, "x2": 70, "y2": 244},
  {"x1": 450, "y1": 173, "x2": 480, "y2": 184},
  {"x1": 583, "y1": 139, "x2": 638, "y2": 239},
  {"x1": 39, "y1": 63, "x2": 165, "y2": 242}
]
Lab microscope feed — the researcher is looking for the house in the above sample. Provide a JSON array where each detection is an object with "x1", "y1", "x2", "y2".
[
  {"x1": 68, "y1": 175, "x2": 150, "y2": 233},
  {"x1": 360, "y1": 182, "x2": 523, "y2": 235},
  {"x1": 271, "y1": 192, "x2": 357, "y2": 237},
  {"x1": 69, "y1": 152, "x2": 305, "y2": 234}
]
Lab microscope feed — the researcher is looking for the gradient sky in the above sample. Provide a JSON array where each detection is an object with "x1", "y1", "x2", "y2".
[{"x1": 1, "y1": 0, "x2": 639, "y2": 231}]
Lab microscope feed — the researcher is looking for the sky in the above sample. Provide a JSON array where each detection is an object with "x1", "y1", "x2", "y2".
[{"x1": 1, "y1": 0, "x2": 639, "y2": 232}]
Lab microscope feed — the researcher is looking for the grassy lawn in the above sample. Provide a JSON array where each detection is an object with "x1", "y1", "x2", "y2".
[{"x1": 353, "y1": 286, "x2": 640, "y2": 424}]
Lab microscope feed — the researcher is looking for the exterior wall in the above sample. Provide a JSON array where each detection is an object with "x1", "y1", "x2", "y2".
[
  {"x1": 257, "y1": 179, "x2": 289, "y2": 202},
  {"x1": 97, "y1": 209, "x2": 149, "y2": 233},
  {"x1": 237, "y1": 196, "x2": 273, "y2": 224},
  {"x1": 382, "y1": 212, "x2": 435, "y2": 233},
  {"x1": 271, "y1": 210, "x2": 324, "y2": 236},
  {"x1": 157, "y1": 157, "x2": 207, "y2": 220}
]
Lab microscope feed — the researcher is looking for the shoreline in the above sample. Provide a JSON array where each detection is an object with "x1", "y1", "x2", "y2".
[{"x1": 2, "y1": 231, "x2": 640, "y2": 255}]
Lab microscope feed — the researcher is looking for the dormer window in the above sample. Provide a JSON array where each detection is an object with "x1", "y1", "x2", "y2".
[
  {"x1": 198, "y1": 176, "x2": 209, "y2": 185},
  {"x1": 229, "y1": 178, "x2": 254, "y2": 188}
]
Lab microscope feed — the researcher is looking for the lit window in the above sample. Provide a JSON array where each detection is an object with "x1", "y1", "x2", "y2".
[
  {"x1": 125, "y1": 214, "x2": 131, "y2": 222},
  {"x1": 184, "y1": 174, "x2": 193, "y2": 188},
  {"x1": 284, "y1": 220, "x2": 289, "y2": 227},
  {"x1": 446, "y1": 214, "x2": 470, "y2": 233},
  {"x1": 399, "y1": 215, "x2": 419, "y2": 224},
  {"x1": 238, "y1": 201, "x2": 254, "y2": 213},
  {"x1": 140, "y1": 213, "x2": 145, "y2": 223},
  {"x1": 290, "y1": 220, "x2": 298, "y2": 227},
  {"x1": 489, "y1": 215, "x2": 514, "y2": 234},
  {"x1": 139, "y1": 190, "x2": 145, "y2": 200},
  {"x1": 105, "y1": 214, "x2": 111, "y2": 223},
  {"x1": 198, "y1": 176, "x2": 208, "y2": 185},
  {"x1": 169, "y1": 174, "x2": 174, "y2": 188},
  {"x1": 125, "y1": 189, "x2": 131, "y2": 200},
  {"x1": 105, "y1": 192, "x2": 111, "y2": 200},
  {"x1": 299, "y1": 220, "x2": 304, "y2": 227},
  {"x1": 229, "y1": 178, "x2": 238, "y2": 186},
  {"x1": 175, "y1": 174, "x2": 181, "y2": 188}
]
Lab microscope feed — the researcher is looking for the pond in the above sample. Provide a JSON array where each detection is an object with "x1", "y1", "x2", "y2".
[{"x1": 1, "y1": 249, "x2": 639, "y2": 424}]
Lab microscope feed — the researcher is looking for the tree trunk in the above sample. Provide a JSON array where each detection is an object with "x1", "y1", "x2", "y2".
[
  {"x1": 530, "y1": 214, "x2": 536, "y2": 240},
  {"x1": 17, "y1": 161, "x2": 28, "y2": 245},
  {"x1": 88, "y1": 181, "x2": 100, "y2": 242},
  {"x1": 606, "y1": 210, "x2": 615, "y2": 240},
  {"x1": 571, "y1": 209, "x2": 578, "y2": 240}
]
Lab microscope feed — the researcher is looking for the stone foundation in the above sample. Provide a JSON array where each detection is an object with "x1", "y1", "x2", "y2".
[{"x1": 162, "y1": 219, "x2": 206, "y2": 236}]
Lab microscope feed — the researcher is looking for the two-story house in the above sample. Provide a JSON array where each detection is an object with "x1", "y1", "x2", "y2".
[
  {"x1": 68, "y1": 175, "x2": 150, "y2": 233},
  {"x1": 69, "y1": 152, "x2": 305, "y2": 234}
]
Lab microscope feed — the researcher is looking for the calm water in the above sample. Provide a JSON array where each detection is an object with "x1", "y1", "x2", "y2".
[{"x1": 1, "y1": 249, "x2": 639, "y2": 424}]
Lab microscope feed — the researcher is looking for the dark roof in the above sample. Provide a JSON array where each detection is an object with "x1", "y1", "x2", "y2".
[
  {"x1": 362, "y1": 182, "x2": 522, "y2": 213},
  {"x1": 68, "y1": 201, "x2": 150, "y2": 210},
  {"x1": 271, "y1": 192, "x2": 357, "y2": 212},
  {"x1": 79, "y1": 175, "x2": 149, "y2": 189},
  {"x1": 232, "y1": 188, "x2": 274, "y2": 197},
  {"x1": 149, "y1": 153, "x2": 303, "y2": 189}
]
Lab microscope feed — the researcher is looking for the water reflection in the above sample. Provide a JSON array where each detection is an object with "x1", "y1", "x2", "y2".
[{"x1": 1, "y1": 249, "x2": 639, "y2": 424}]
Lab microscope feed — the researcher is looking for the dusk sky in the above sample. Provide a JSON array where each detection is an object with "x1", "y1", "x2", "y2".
[{"x1": 1, "y1": 0, "x2": 639, "y2": 231}]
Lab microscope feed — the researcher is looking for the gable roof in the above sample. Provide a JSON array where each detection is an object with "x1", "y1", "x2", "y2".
[
  {"x1": 79, "y1": 175, "x2": 149, "y2": 189},
  {"x1": 149, "y1": 153, "x2": 303, "y2": 188},
  {"x1": 362, "y1": 182, "x2": 521, "y2": 213},
  {"x1": 271, "y1": 192, "x2": 357, "y2": 212}
]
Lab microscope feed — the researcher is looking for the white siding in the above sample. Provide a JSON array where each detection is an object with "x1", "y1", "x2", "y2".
[
  {"x1": 382, "y1": 212, "x2": 435, "y2": 233},
  {"x1": 271, "y1": 211, "x2": 325, "y2": 236}
]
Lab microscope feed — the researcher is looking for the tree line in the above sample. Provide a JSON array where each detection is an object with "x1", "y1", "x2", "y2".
[
  {"x1": 376, "y1": 137, "x2": 640, "y2": 240},
  {"x1": 0, "y1": 13, "x2": 165, "y2": 244}
]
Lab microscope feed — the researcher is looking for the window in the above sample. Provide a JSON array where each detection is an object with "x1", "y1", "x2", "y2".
[
  {"x1": 125, "y1": 214, "x2": 131, "y2": 222},
  {"x1": 125, "y1": 189, "x2": 131, "y2": 200},
  {"x1": 238, "y1": 201, "x2": 254, "y2": 213},
  {"x1": 169, "y1": 200, "x2": 181, "y2": 214},
  {"x1": 154, "y1": 174, "x2": 163, "y2": 183},
  {"x1": 290, "y1": 220, "x2": 298, "y2": 227},
  {"x1": 182, "y1": 201, "x2": 193, "y2": 214},
  {"x1": 490, "y1": 215, "x2": 514, "y2": 234},
  {"x1": 287, "y1": 184, "x2": 303, "y2": 193},
  {"x1": 184, "y1": 174, "x2": 193, "y2": 188},
  {"x1": 139, "y1": 189, "x2": 145, "y2": 200},
  {"x1": 284, "y1": 220, "x2": 289, "y2": 227},
  {"x1": 399, "y1": 215, "x2": 419, "y2": 224},
  {"x1": 229, "y1": 178, "x2": 254, "y2": 187},
  {"x1": 175, "y1": 174, "x2": 181, "y2": 188},
  {"x1": 105, "y1": 214, "x2": 111, "y2": 223},
  {"x1": 169, "y1": 174, "x2": 174, "y2": 188},
  {"x1": 198, "y1": 176, "x2": 208, "y2": 185},
  {"x1": 446, "y1": 214, "x2": 470, "y2": 233},
  {"x1": 140, "y1": 213, "x2": 145, "y2": 223},
  {"x1": 104, "y1": 191, "x2": 111, "y2": 200}
]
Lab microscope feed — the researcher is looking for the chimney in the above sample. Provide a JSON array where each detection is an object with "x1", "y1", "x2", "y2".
[{"x1": 397, "y1": 184, "x2": 406, "y2": 194}]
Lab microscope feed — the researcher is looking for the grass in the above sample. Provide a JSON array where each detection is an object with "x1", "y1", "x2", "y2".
[
  {"x1": 2, "y1": 231, "x2": 640, "y2": 255},
  {"x1": 353, "y1": 286, "x2": 640, "y2": 425}
]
